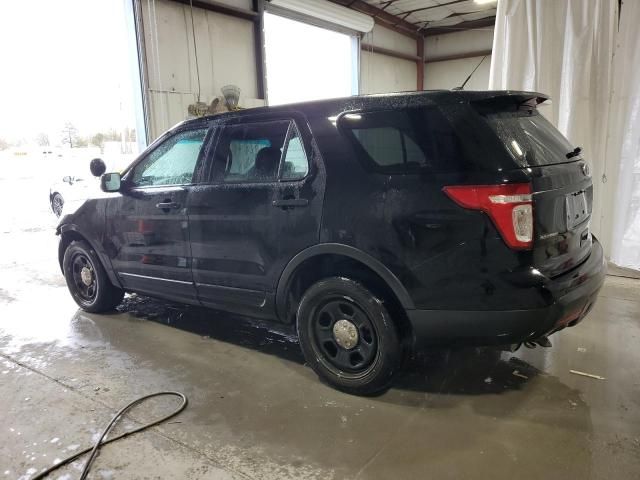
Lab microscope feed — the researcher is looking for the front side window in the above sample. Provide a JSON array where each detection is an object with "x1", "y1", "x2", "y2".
[
  {"x1": 213, "y1": 119, "x2": 308, "y2": 183},
  {"x1": 131, "y1": 128, "x2": 208, "y2": 187},
  {"x1": 340, "y1": 107, "x2": 464, "y2": 173}
]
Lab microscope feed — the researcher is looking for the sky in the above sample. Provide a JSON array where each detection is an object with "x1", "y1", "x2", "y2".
[{"x1": 0, "y1": 0, "x2": 137, "y2": 145}]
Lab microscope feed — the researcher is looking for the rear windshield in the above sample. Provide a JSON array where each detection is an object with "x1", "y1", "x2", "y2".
[
  {"x1": 339, "y1": 107, "x2": 469, "y2": 174},
  {"x1": 485, "y1": 110, "x2": 576, "y2": 166}
]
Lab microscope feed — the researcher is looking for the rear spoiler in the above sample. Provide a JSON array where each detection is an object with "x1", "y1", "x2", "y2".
[{"x1": 467, "y1": 91, "x2": 549, "y2": 113}]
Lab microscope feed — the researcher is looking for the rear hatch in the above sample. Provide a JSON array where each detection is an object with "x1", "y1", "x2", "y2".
[{"x1": 477, "y1": 96, "x2": 593, "y2": 278}]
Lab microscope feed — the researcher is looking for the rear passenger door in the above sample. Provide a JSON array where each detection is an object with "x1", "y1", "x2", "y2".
[{"x1": 187, "y1": 113, "x2": 324, "y2": 318}]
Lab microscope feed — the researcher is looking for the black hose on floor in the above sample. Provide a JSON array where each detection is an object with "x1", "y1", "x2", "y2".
[{"x1": 33, "y1": 391, "x2": 188, "y2": 480}]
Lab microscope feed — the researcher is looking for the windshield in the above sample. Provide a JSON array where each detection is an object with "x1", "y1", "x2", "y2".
[{"x1": 485, "y1": 110, "x2": 576, "y2": 167}]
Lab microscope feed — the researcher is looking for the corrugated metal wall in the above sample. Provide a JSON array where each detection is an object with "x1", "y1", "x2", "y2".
[
  {"x1": 140, "y1": 2, "x2": 473, "y2": 140},
  {"x1": 360, "y1": 25, "x2": 418, "y2": 94},
  {"x1": 424, "y1": 28, "x2": 494, "y2": 90},
  {"x1": 140, "y1": 0, "x2": 261, "y2": 140}
]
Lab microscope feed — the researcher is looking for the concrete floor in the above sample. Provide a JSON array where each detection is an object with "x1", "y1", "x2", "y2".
[{"x1": 1, "y1": 226, "x2": 639, "y2": 479}]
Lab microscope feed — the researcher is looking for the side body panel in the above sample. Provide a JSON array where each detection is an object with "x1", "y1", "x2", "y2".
[
  {"x1": 104, "y1": 186, "x2": 196, "y2": 304},
  {"x1": 308, "y1": 102, "x2": 551, "y2": 312},
  {"x1": 187, "y1": 112, "x2": 326, "y2": 319}
]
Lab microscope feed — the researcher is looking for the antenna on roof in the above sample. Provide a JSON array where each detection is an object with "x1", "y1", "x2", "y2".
[{"x1": 452, "y1": 55, "x2": 488, "y2": 91}]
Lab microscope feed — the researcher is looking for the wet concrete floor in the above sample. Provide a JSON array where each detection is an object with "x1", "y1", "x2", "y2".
[{"x1": 1, "y1": 228, "x2": 639, "y2": 479}]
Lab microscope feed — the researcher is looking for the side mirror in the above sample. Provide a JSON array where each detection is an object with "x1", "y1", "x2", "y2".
[
  {"x1": 101, "y1": 172, "x2": 122, "y2": 192},
  {"x1": 62, "y1": 175, "x2": 72, "y2": 183},
  {"x1": 90, "y1": 158, "x2": 107, "y2": 177}
]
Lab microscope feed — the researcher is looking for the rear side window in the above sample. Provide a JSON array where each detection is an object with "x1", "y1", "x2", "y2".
[
  {"x1": 212, "y1": 120, "x2": 309, "y2": 182},
  {"x1": 281, "y1": 128, "x2": 309, "y2": 180},
  {"x1": 485, "y1": 110, "x2": 575, "y2": 166},
  {"x1": 339, "y1": 108, "x2": 465, "y2": 173}
]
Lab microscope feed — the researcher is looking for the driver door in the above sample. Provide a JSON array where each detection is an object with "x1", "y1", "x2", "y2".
[{"x1": 104, "y1": 126, "x2": 209, "y2": 304}]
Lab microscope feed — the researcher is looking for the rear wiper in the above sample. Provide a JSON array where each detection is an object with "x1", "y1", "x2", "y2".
[{"x1": 566, "y1": 146, "x2": 582, "y2": 159}]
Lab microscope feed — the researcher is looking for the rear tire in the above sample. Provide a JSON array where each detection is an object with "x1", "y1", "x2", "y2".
[
  {"x1": 63, "y1": 240, "x2": 124, "y2": 313},
  {"x1": 297, "y1": 277, "x2": 402, "y2": 395}
]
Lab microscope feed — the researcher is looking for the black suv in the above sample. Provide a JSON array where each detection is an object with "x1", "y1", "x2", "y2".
[{"x1": 57, "y1": 91, "x2": 605, "y2": 394}]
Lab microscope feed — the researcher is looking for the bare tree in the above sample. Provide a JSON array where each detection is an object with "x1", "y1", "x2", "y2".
[
  {"x1": 75, "y1": 136, "x2": 89, "y2": 147},
  {"x1": 61, "y1": 122, "x2": 78, "y2": 148},
  {"x1": 35, "y1": 132, "x2": 50, "y2": 147},
  {"x1": 124, "y1": 127, "x2": 137, "y2": 142},
  {"x1": 91, "y1": 132, "x2": 105, "y2": 149}
]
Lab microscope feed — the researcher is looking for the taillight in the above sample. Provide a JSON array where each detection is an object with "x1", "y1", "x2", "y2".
[{"x1": 443, "y1": 183, "x2": 533, "y2": 250}]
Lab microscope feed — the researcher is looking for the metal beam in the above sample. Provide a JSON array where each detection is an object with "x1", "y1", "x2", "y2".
[
  {"x1": 425, "y1": 49, "x2": 492, "y2": 63},
  {"x1": 170, "y1": 0, "x2": 258, "y2": 21},
  {"x1": 361, "y1": 42, "x2": 421, "y2": 62},
  {"x1": 416, "y1": 37, "x2": 424, "y2": 90},
  {"x1": 252, "y1": 0, "x2": 266, "y2": 100},
  {"x1": 424, "y1": 16, "x2": 495, "y2": 36}
]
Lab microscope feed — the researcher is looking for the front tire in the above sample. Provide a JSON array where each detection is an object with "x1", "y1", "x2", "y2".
[
  {"x1": 63, "y1": 240, "x2": 124, "y2": 312},
  {"x1": 297, "y1": 277, "x2": 402, "y2": 395},
  {"x1": 51, "y1": 192, "x2": 64, "y2": 217}
]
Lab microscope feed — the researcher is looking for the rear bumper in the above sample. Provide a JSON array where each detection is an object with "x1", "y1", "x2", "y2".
[{"x1": 407, "y1": 238, "x2": 606, "y2": 347}]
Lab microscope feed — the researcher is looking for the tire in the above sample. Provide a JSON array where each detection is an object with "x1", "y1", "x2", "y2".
[
  {"x1": 51, "y1": 192, "x2": 64, "y2": 217},
  {"x1": 297, "y1": 277, "x2": 402, "y2": 395},
  {"x1": 62, "y1": 240, "x2": 124, "y2": 313}
]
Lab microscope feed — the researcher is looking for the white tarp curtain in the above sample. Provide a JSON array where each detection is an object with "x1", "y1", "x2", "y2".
[
  {"x1": 488, "y1": 0, "x2": 620, "y2": 258},
  {"x1": 608, "y1": 0, "x2": 640, "y2": 270},
  {"x1": 491, "y1": 0, "x2": 640, "y2": 271}
]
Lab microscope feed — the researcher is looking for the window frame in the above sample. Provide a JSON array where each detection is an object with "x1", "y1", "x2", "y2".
[
  {"x1": 277, "y1": 121, "x2": 310, "y2": 181},
  {"x1": 122, "y1": 123, "x2": 212, "y2": 190},
  {"x1": 204, "y1": 114, "x2": 312, "y2": 186}
]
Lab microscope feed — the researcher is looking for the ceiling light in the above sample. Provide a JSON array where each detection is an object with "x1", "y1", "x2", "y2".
[{"x1": 474, "y1": 0, "x2": 497, "y2": 5}]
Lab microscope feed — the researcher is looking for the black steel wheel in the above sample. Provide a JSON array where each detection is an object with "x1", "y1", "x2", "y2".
[
  {"x1": 63, "y1": 240, "x2": 124, "y2": 312},
  {"x1": 297, "y1": 277, "x2": 402, "y2": 395},
  {"x1": 51, "y1": 192, "x2": 64, "y2": 217},
  {"x1": 70, "y1": 252, "x2": 98, "y2": 303},
  {"x1": 312, "y1": 298, "x2": 378, "y2": 372}
]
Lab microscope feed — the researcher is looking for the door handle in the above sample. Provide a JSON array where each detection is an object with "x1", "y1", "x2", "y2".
[
  {"x1": 272, "y1": 198, "x2": 309, "y2": 209},
  {"x1": 155, "y1": 201, "x2": 180, "y2": 210}
]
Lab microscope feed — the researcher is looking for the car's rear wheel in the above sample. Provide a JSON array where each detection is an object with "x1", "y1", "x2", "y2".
[
  {"x1": 63, "y1": 240, "x2": 124, "y2": 312},
  {"x1": 297, "y1": 277, "x2": 402, "y2": 395},
  {"x1": 51, "y1": 192, "x2": 64, "y2": 217}
]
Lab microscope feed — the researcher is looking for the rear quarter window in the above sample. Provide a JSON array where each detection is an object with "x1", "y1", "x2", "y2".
[{"x1": 339, "y1": 107, "x2": 468, "y2": 174}]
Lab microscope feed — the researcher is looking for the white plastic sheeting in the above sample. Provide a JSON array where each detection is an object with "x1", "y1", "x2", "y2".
[
  {"x1": 489, "y1": 0, "x2": 617, "y2": 247},
  {"x1": 607, "y1": 0, "x2": 640, "y2": 270}
]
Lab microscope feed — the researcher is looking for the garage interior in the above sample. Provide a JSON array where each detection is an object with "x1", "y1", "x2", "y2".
[{"x1": 1, "y1": 0, "x2": 640, "y2": 479}]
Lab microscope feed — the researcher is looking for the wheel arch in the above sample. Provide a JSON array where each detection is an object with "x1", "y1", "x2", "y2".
[
  {"x1": 57, "y1": 224, "x2": 123, "y2": 289},
  {"x1": 275, "y1": 243, "x2": 415, "y2": 325}
]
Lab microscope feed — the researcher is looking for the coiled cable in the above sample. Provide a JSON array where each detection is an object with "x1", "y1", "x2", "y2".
[{"x1": 33, "y1": 391, "x2": 188, "y2": 480}]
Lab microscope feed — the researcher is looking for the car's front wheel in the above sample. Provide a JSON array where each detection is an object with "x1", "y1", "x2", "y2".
[
  {"x1": 63, "y1": 240, "x2": 124, "y2": 312},
  {"x1": 51, "y1": 192, "x2": 64, "y2": 217},
  {"x1": 297, "y1": 277, "x2": 402, "y2": 395}
]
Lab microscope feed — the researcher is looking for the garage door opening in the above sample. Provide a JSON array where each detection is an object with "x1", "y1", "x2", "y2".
[{"x1": 263, "y1": 12, "x2": 358, "y2": 106}]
